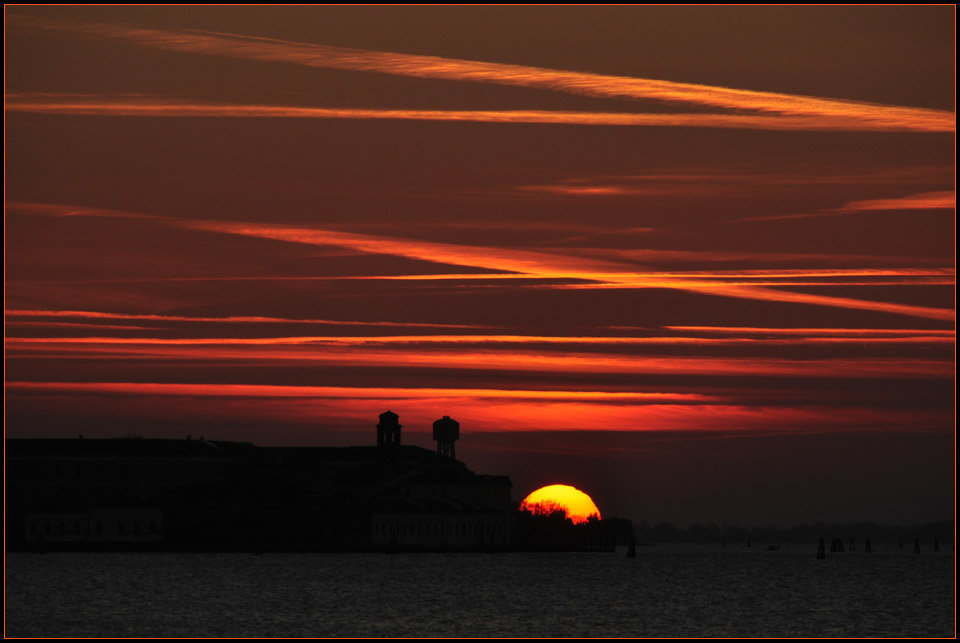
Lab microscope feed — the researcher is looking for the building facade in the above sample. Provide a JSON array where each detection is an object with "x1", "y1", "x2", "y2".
[{"x1": 5, "y1": 413, "x2": 512, "y2": 552}]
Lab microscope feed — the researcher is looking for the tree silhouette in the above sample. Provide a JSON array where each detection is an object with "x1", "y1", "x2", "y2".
[{"x1": 520, "y1": 500, "x2": 569, "y2": 520}]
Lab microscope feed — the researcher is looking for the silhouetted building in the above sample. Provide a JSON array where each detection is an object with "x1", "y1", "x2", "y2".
[
  {"x1": 5, "y1": 412, "x2": 512, "y2": 552},
  {"x1": 376, "y1": 410, "x2": 402, "y2": 448},
  {"x1": 432, "y1": 415, "x2": 459, "y2": 460}
]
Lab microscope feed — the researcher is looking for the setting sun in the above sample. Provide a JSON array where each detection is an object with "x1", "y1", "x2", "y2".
[{"x1": 521, "y1": 484, "x2": 601, "y2": 524}]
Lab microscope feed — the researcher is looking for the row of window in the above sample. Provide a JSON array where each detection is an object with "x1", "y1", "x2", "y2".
[
  {"x1": 28, "y1": 521, "x2": 161, "y2": 535},
  {"x1": 13, "y1": 462, "x2": 216, "y2": 477}
]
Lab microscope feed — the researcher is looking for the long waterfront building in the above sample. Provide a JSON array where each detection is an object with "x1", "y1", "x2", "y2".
[{"x1": 5, "y1": 412, "x2": 513, "y2": 552}]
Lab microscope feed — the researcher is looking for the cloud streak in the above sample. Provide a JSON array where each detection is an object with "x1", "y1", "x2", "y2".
[
  {"x1": 837, "y1": 191, "x2": 955, "y2": 212},
  {"x1": 183, "y1": 219, "x2": 956, "y2": 321},
  {"x1": 6, "y1": 381, "x2": 951, "y2": 434},
  {"x1": 5, "y1": 332, "x2": 954, "y2": 347},
  {"x1": 665, "y1": 326, "x2": 954, "y2": 337},
  {"x1": 4, "y1": 308, "x2": 490, "y2": 330},
  {"x1": 7, "y1": 339, "x2": 952, "y2": 379},
  {"x1": 742, "y1": 190, "x2": 956, "y2": 222},
  {"x1": 539, "y1": 247, "x2": 953, "y2": 268},
  {"x1": 522, "y1": 167, "x2": 957, "y2": 190},
  {"x1": 8, "y1": 97, "x2": 949, "y2": 132},
  {"x1": 7, "y1": 381, "x2": 717, "y2": 403},
  {"x1": 8, "y1": 15, "x2": 954, "y2": 132},
  {"x1": 11, "y1": 201, "x2": 954, "y2": 321}
]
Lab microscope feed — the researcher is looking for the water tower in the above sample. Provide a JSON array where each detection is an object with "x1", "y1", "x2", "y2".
[
  {"x1": 377, "y1": 410, "x2": 401, "y2": 448},
  {"x1": 433, "y1": 415, "x2": 460, "y2": 459}
]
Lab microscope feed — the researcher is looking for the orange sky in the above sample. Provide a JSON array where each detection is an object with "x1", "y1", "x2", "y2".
[{"x1": 4, "y1": 6, "x2": 954, "y2": 526}]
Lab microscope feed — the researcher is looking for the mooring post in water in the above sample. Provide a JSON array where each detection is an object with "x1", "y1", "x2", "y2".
[
  {"x1": 913, "y1": 537, "x2": 920, "y2": 554},
  {"x1": 816, "y1": 537, "x2": 826, "y2": 559},
  {"x1": 865, "y1": 537, "x2": 872, "y2": 553}
]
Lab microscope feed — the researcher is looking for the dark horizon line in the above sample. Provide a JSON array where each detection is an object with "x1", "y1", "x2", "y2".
[{"x1": 6, "y1": 436, "x2": 952, "y2": 535}]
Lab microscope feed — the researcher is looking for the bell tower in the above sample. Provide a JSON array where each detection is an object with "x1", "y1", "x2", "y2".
[
  {"x1": 377, "y1": 410, "x2": 402, "y2": 448},
  {"x1": 432, "y1": 415, "x2": 460, "y2": 459}
]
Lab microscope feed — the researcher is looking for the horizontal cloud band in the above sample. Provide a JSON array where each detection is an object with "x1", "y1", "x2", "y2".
[
  {"x1": 3, "y1": 99, "x2": 953, "y2": 133},
  {"x1": 9, "y1": 14, "x2": 954, "y2": 132}
]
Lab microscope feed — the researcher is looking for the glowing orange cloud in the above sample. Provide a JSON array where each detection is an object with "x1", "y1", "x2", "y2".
[
  {"x1": 182, "y1": 219, "x2": 626, "y2": 276},
  {"x1": 587, "y1": 269, "x2": 951, "y2": 279},
  {"x1": 7, "y1": 382, "x2": 952, "y2": 435},
  {"x1": 8, "y1": 16, "x2": 953, "y2": 131},
  {"x1": 12, "y1": 202, "x2": 955, "y2": 321},
  {"x1": 4, "y1": 332, "x2": 953, "y2": 347},
  {"x1": 544, "y1": 246, "x2": 953, "y2": 267},
  {"x1": 525, "y1": 262, "x2": 953, "y2": 287},
  {"x1": 521, "y1": 484, "x2": 601, "y2": 524},
  {"x1": 4, "y1": 309, "x2": 489, "y2": 330},
  {"x1": 6, "y1": 321, "x2": 154, "y2": 330},
  {"x1": 179, "y1": 220, "x2": 955, "y2": 321},
  {"x1": 836, "y1": 191, "x2": 955, "y2": 212},
  {"x1": 0, "y1": 98, "x2": 918, "y2": 132},
  {"x1": 671, "y1": 283, "x2": 953, "y2": 321},
  {"x1": 6, "y1": 340, "x2": 952, "y2": 379},
  {"x1": 518, "y1": 185, "x2": 661, "y2": 196},
  {"x1": 742, "y1": 191, "x2": 956, "y2": 222},
  {"x1": 2, "y1": 97, "x2": 951, "y2": 133},
  {"x1": 666, "y1": 326, "x2": 954, "y2": 337},
  {"x1": 5, "y1": 381, "x2": 717, "y2": 403},
  {"x1": 553, "y1": 279, "x2": 954, "y2": 288}
]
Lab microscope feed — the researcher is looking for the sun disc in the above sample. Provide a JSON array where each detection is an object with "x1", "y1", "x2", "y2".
[{"x1": 520, "y1": 483, "x2": 601, "y2": 524}]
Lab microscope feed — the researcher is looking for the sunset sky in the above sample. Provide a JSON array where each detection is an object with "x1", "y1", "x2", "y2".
[{"x1": 5, "y1": 6, "x2": 955, "y2": 526}]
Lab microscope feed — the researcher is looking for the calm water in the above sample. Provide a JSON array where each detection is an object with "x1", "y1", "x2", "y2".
[{"x1": 5, "y1": 545, "x2": 954, "y2": 637}]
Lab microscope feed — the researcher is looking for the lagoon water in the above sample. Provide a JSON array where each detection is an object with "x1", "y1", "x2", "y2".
[{"x1": 5, "y1": 545, "x2": 954, "y2": 637}]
